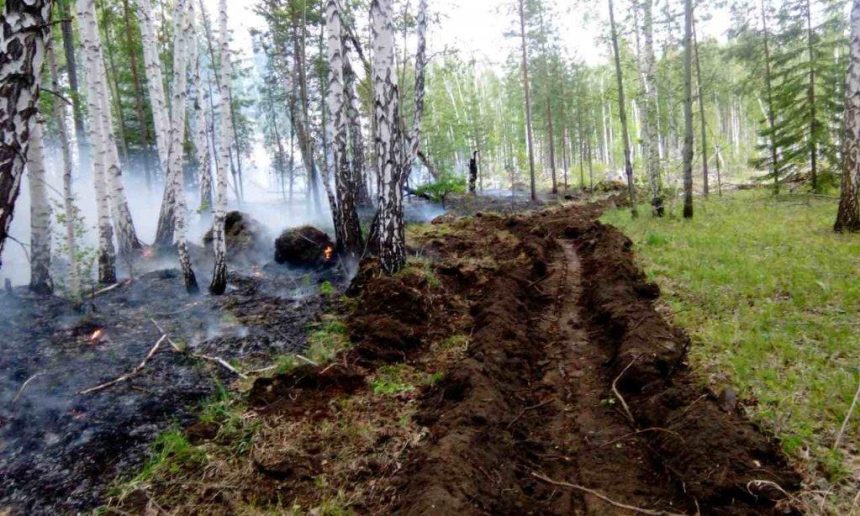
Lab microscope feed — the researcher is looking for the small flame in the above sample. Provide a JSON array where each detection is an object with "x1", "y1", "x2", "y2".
[
  {"x1": 90, "y1": 329, "x2": 104, "y2": 343},
  {"x1": 252, "y1": 265, "x2": 263, "y2": 278},
  {"x1": 142, "y1": 247, "x2": 155, "y2": 259},
  {"x1": 323, "y1": 245, "x2": 334, "y2": 262}
]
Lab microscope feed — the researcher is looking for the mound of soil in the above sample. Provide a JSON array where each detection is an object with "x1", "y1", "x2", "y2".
[
  {"x1": 274, "y1": 226, "x2": 335, "y2": 268},
  {"x1": 202, "y1": 211, "x2": 271, "y2": 264}
]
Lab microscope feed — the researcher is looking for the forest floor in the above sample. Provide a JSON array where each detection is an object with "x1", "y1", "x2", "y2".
[
  {"x1": 0, "y1": 236, "x2": 343, "y2": 514},
  {"x1": 603, "y1": 190, "x2": 860, "y2": 513},
  {"x1": 100, "y1": 193, "x2": 803, "y2": 515}
]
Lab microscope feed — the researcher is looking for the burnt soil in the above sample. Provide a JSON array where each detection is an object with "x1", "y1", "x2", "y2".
[
  {"x1": 107, "y1": 196, "x2": 801, "y2": 515},
  {"x1": 0, "y1": 262, "x2": 339, "y2": 515}
]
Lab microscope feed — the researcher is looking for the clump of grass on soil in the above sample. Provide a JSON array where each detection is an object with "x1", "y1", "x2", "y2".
[{"x1": 602, "y1": 190, "x2": 860, "y2": 511}]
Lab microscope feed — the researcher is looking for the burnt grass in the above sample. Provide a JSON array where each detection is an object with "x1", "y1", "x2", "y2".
[
  {"x1": 101, "y1": 194, "x2": 802, "y2": 515},
  {"x1": 0, "y1": 260, "x2": 339, "y2": 515}
]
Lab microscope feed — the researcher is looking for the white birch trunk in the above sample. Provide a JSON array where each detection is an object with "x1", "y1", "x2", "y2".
[
  {"x1": 208, "y1": 0, "x2": 231, "y2": 294},
  {"x1": 0, "y1": 0, "x2": 52, "y2": 271},
  {"x1": 135, "y1": 0, "x2": 170, "y2": 174},
  {"x1": 371, "y1": 0, "x2": 405, "y2": 273},
  {"x1": 190, "y1": 20, "x2": 213, "y2": 213},
  {"x1": 835, "y1": 0, "x2": 860, "y2": 231},
  {"x1": 78, "y1": 0, "x2": 140, "y2": 257},
  {"x1": 27, "y1": 119, "x2": 52, "y2": 294},
  {"x1": 168, "y1": 0, "x2": 199, "y2": 293},
  {"x1": 77, "y1": 0, "x2": 117, "y2": 283},
  {"x1": 48, "y1": 41, "x2": 80, "y2": 296}
]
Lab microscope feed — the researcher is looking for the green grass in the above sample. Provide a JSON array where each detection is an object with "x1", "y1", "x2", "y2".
[
  {"x1": 603, "y1": 191, "x2": 860, "y2": 490},
  {"x1": 306, "y1": 316, "x2": 351, "y2": 363}
]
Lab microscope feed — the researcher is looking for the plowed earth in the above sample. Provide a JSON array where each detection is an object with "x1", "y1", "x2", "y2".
[{"x1": 114, "y1": 198, "x2": 801, "y2": 515}]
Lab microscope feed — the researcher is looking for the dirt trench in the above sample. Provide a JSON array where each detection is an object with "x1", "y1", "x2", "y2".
[{"x1": 384, "y1": 201, "x2": 800, "y2": 515}]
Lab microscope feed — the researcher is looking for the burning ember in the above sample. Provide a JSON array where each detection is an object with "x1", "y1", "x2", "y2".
[
  {"x1": 142, "y1": 247, "x2": 155, "y2": 259},
  {"x1": 90, "y1": 329, "x2": 106, "y2": 344},
  {"x1": 252, "y1": 265, "x2": 263, "y2": 278},
  {"x1": 323, "y1": 245, "x2": 334, "y2": 262}
]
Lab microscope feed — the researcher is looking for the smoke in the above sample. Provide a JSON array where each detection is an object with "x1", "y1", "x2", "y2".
[{"x1": 3, "y1": 138, "x2": 335, "y2": 288}]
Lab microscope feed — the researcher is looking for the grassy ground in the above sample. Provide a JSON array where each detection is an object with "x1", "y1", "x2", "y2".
[{"x1": 602, "y1": 190, "x2": 860, "y2": 511}]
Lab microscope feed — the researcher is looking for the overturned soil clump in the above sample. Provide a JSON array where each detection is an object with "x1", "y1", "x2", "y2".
[
  {"x1": 274, "y1": 226, "x2": 335, "y2": 268},
  {"x1": 202, "y1": 210, "x2": 271, "y2": 264},
  {"x1": 106, "y1": 196, "x2": 801, "y2": 515}
]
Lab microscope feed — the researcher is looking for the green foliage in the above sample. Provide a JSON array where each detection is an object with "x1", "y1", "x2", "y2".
[
  {"x1": 413, "y1": 174, "x2": 466, "y2": 204},
  {"x1": 603, "y1": 191, "x2": 860, "y2": 495},
  {"x1": 319, "y1": 281, "x2": 335, "y2": 296}
]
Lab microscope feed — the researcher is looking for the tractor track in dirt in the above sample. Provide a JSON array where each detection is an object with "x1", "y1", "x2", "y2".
[{"x1": 389, "y1": 200, "x2": 800, "y2": 515}]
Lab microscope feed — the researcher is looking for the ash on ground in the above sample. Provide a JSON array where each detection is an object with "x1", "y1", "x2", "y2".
[{"x1": 0, "y1": 261, "x2": 339, "y2": 515}]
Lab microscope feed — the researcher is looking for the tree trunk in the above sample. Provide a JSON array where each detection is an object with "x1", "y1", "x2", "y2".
[
  {"x1": 189, "y1": 11, "x2": 213, "y2": 213},
  {"x1": 81, "y1": 0, "x2": 141, "y2": 257},
  {"x1": 48, "y1": 41, "x2": 80, "y2": 296},
  {"x1": 139, "y1": 0, "x2": 177, "y2": 247},
  {"x1": 609, "y1": 0, "x2": 637, "y2": 216},
  {"x1": 343, "y1": 40, "x2": 371, "y2": 207},
  {"x1": 517, "y1": 0, "x2": 537, "y2": 201},
  {"x1": 835, "y1": 0, "x2": 860, "y2": 232},
  {"x1": 79, "y1": 0, "x2": 118, "y2": 284},
  {"x1": 546, "y1": 98, "x2": 557, "y2": 194},
  {"x1": 692, "y1": 20, "x2": 709, "y2": 198},
  {"x1": 121, "y1": 0, "x2": 153, "y2": 189},
  {"x1": 324, "y1": 0, "x2": 363, "y2": 260},
  {"x1": 28, "y1": 120, "x2": 52, "y2": 294},
  {"x1": 642, "y1": 0, "x2": 662, "y2": 215},
  {"x1": 371, "y1": 0, "x2": 406, "y2": 273},
  {"x1": 168, "y1": 0, "x2": 198, "y2": 293},
  {"x1": 682, "y1": 0, "x2": 695, "y2": 218},
  {"x1": 760, "y1": 0, "x2": 779, "y2": 195},
  {"x1": 57, "y1": 0, "x2": 85, "y2": 146},
  {"x1": 805, "y1": 0, "x2": 818, "y2": 191},
  {"x1": 209, "y1": 0, "x2": 231, "y2": 294},
  {"x1": 0, "y1": 0, "x2": 52, "y2": 272}
]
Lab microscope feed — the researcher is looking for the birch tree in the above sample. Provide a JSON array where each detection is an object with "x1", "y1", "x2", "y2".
[
  {"x1": 137, "y1": 0, "x2": 177, "y2": 247},
  {"x1": 835, "y1": 0, "x2": 860, "y2": 232},
  {"x1": 371, "y1": 0, "x2": 406, "y2": 273},
  {"x1": 608, "y1": 0, "x2": 636, "y2": 216},
  {"x1": 190, "y1": 9, "x2": 213, "y2": 213},
  {"x1": 27, "y1": 119, "x2": 52, "y2": 294},
  {"x1": 48, "y1": 40, "x2": 79, "y2": 295},
  {"x1": 325, "y1": 0, "x2": 363, "y2": 260},
  {"x1": 0, "y1": 0, "x2": 52, "y2": 271},
  {"x1": 78, "y1": 0, "x2": 141, "y2": 257},
  {"x1": 209, "y1": 0, "x2": 231, "y2": 295},
  {"x1": 77, "y1": 0, "x2": 117, "y2": 283},
  {"x1": 168, "y1": 0, "x2": 199, "y2": 293}
]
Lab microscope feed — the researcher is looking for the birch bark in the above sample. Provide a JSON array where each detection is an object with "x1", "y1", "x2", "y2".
[
  {"x1": 371, "y1": 0, "x2": 405, "y2": 273},
  {"x1": 209, "y1": 0, "x2": 231, "y2": 294},
  {"x1": 27, "y1": 119, "x2": 52, "y2": 294},
  {"x1": 0, "y1": 0, "x2": 52, "y2": 271}
]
